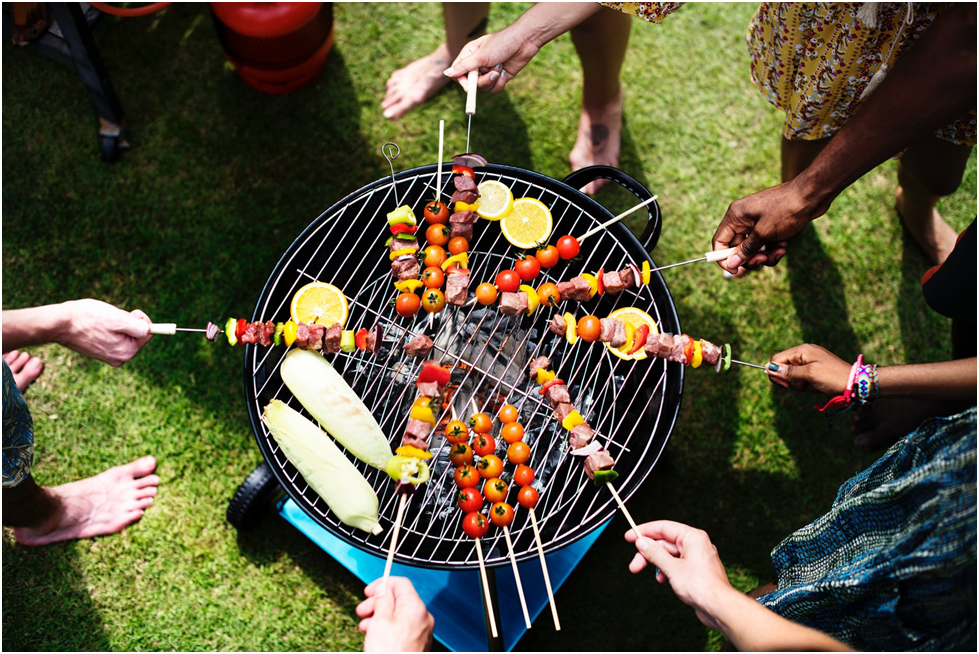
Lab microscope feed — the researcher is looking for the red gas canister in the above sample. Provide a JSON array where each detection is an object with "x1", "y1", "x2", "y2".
[{"x1": 210, "y1": 2, "x2": 333, "y2": 94}]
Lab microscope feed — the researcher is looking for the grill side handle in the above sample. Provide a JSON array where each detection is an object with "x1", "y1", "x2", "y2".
[{"x1": 562, "y1": 165, "x2": 662, "y2": 252}]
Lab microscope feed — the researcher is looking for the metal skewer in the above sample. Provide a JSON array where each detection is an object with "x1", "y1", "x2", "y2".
[
  {"x1": 465, "y1": 70, "x2": 477, "y2": 152},
  {"x1": 649, "y1": 245, "x2": 766, "y2": 274},
  {"x1": 149, "y1": 323, "x2": 207, "y2": 335},
  {"x1": 731, "y1": 359, "x2": 768, "y2": 370},
  {"x1": 577, "y1": 196, "x2": 657, "y2": 244}
]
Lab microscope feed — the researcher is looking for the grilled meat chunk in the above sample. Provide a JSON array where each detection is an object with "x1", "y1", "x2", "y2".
[
  {"x1": 449, "y1": 222, "x2": 474, "y2": 240},
  {"x1": 389, "y1": 237, "x2": 419, "y2": 255},
  {"x1": 450, "y1": 189, "x2": 479, "y2": 205},
  {"x1": 405, "y1": 418, "x2": 432, "y2": 443},
  {"x1": 583, "y1": 448, "x2": 616, "y2": 480},
  {"x1": 701, "y1": 339, "x2": 722, "y2": 366},
  {"x1": 599, "y1": 318, "x2": 616, "y2": 343},
  {"x1": 415, "y1": 381, "x2": 442, "y2": 398},
  {"x1": 552, "y1": 402, "x2": 575, "y2": 422},
  {"x1": 619, "y1": 266, "x2": 636, "y2": 288},
  {"x1": 323, "y1": 324, "x2": 342, "y2": 354},
  {"x1": 569, "y1": 423, "x2": 595, "y2": 450},
  {"x1": 294, "y1": 322, "x2": 310, "y2": 349},
  {"x1": 454, "y1": 175, "x2": 477, "y2": 193},
  {"x1": 610, "y1": 320, "x2": 628, "y2": 348},
  {"x1": 405, "y1": 334, "x2": 435, "y2": 358},
  {"x1": 549, "y1": 314, "x2": 567, "y2": 336},
  {"x1": 449, "y1": 210, "x2": 479, "y2": 225},
  {"x1": 557, "y1": 276, "x2": 593, "y2": 302},
  {"x1": 644, "y1": 332, "x2": 674, "y2": 358},
  {"x1": 529, "y1": 356, "x2": 551, "y2": 378},
  {"x1": 545, "y1": 383, "x2": 571, "y2": 406},
  {"x1": 445, "y1": 270, "x2": 470, "y2": 306},
  {"x1": 307, "y1": 324, "x2": 325, "y2": 350},
  {"x1": 603, "y1": 270, "x2": 625, "y2": 295},
  {"x1": 391, "y1": 254, "x2": 420, "y2": 281},
  {"x1": 402, "y1": 434, "x2": 430, "y2": 452},
  {"x1": 668, "y1": 334, "x2": 691, "y2": 364},
  {"x1": 499, "y1": 292, "x2": 529, "y2": 317}
]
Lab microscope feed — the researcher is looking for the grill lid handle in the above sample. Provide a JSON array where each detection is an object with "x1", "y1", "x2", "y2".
[{"x1": 562, "y1": 165, "x2": 662, "y2": 253}]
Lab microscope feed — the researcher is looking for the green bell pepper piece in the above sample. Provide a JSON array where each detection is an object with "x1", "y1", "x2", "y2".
[
  {"x1": 592, "y1": 469, "x2": 619, "y2": 486},
  {"x1": 273, "y1": 323, "x2": 285, "y2": 346},
  {"x1": 385, "y1": 456, "x2": 431, "y2": 485},
  {"x1": 224, "y1": 317, "x2": 238, "y2": 346},
  {"x1": 340, "y1": 330, "x2": 356, "y2": 353},
  {"x1": 386, "y1": 205, "x2": 416, "y2": 227}
]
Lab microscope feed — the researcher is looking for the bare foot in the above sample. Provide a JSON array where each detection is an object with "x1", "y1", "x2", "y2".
[
  {"x1": 13, "y1": 456, "x2": 160, "y2": 546},
  {"x1": 382, "y1": 43, "x2": 455, "y2": 120},
  {"x1": 851, "y1": 398, "x2": 964, "y2": 451},
  {"x1": 3, "y1": 350, "x2": 44, "y2": 393},
  {"x1": 895, "y1": 185, "x2": 957, "y2": 264},
  {"x1": 569, "y1": 90, "x2": 624, "y2": 195}
]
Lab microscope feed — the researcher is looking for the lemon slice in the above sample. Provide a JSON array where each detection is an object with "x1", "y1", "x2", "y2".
[
  {"x1": 291, "y1": 282, "x2": 349, "y2": 328},
  {"x1": 605, "y1": 307, "x2": 658, "y2": 361},
  {"x1": 475, "y1": 180, "x2": 513, "y2": 221},
  {"x1": 500, "y1": 197, "x2": 553, "y2": 248}
]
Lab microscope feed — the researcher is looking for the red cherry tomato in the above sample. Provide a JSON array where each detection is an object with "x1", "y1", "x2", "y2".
[
  {"x1": 424, "y1": 200, "x2": 450, "y2": 224},
  {"x1": 474, "y1": 282, "x2": 498, "y2": 306},
  {"x1": 423, "y1": 245, "x2": 447, "y2": 268},
  {"x1": 462, "y1": 511, "x2": 490, "y2": 539},
  {"x1": 498, "y1": 404, "x2": 518, "y2": 424},
  {"x1": 454, "y1": 464, "x2": 480, "y2": 489},
  {"x1": 507, "y1": 441, "x2": 531, "y2": 465},
  {"x1": 576, "y1": 315, "x2": 602, "y2": 342},
  {"x1": 426, "y1": 224, "x2": 450, "y2": 247},
  {"x1": 477, "y1": 454, "x2": 504, "y2": 479},
  {"x1": 449, "y1": 442, "x2": 474, "y2": 467},
  {"x1": 537, "y1": 282, "x2": 560, "y2": 307},
  {"x1": 513, "y1": 464, "x2": 535, "y2": 487},
  {"x1": 422, "y1": 289, "x2": 446, "y2": 313},
  {"x1": 457, "y1": 487, "x2": 483, "y2": 513},
  {"x1": 483, "y1": 477, "x2": 509, "y2": 503},
  {"x1": 556, "y1": 235, "x2": 581, "y2": 260},
  {"x1": 472, "y1": 434, "x2": 496, "y2": 457},
  {"x1": 469, "y1": 412, "x2": 493, "y2": 434},
  {"x1": 421, "y1": 266, "x2": 445, "y2": 289},
  {"x1": 395, "y1": 293, "x2": 421, "y2": 317},
  {"x1": 489, "y1": 501, "x2": 515, "y2": 527},
  {"x1": 445, "y1": 420, "x2": 469, "y2": 445},
  {"x1": 514, "y1": 255, "x2": 541, "y2": 282},
  {"x1": 448, "y1": 237, "x2": 468, "y2": 255},
  {"x1": 517, "y1": 486, "x2": 539, "y2": 509},
  {"x1": 500, "y1": 422, "x2": 524, "y2": 444},
  {"x1": 535, "y1": 245, "x2": 560, "y2": 269},
  {"x1": 495, "y1": 270, "x2": 521, "y2": 293}
]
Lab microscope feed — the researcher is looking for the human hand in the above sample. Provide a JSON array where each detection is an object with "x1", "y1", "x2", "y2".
[
  {"x1": 625, "y1": 521, "x2": 737, "y2": 631},
  {"x1": 712, "y1": 177, "x2": 830, "y2": 275},
  {"x1": 766, "y1": 344, "x2": 852, "y2": 395},
  {"x1": 59, "y1": 299, "x2": 153, "y2": 366},
  {"x1": 356, "y1": 577, "x2": 434, "y2": 652},
  {"x1": 443, "y1": 25, "x2": 541, "y2": 94}
]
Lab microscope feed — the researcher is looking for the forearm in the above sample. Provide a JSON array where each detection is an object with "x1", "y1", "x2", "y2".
[
  {"x1": 515, "y1": 2, "x2": 605, "y2": 49},
  {"x1": 877, "y1": 358, "x2": 977, "y2": 401},
  {"x1": 708, "y1": 587, "x2": 852, "y2": 652},
  {"x1": 1, "y1": 304, "x2": 71, "y2": 351}
]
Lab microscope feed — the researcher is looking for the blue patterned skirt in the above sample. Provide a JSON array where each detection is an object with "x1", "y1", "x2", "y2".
[{"x1": 2, "y1": 359, "x2": 35, "y2": 488}]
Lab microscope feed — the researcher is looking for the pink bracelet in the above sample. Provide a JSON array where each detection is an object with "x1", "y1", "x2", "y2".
[{"x1": 816, "y1": 355, "x2": 863, "y2": 413}]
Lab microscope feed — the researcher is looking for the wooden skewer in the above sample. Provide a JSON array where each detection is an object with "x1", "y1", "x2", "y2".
[
  {"x1": 606, "y1": 483, "x2": 644, "y2": 542},
  {"x1": 382, "y1": 493, "x2": 409, "y2": 584},
  {"x1": 503, "y1": 525, "x2": 532, "y2": 629},
  {"x1": 474, "y1": 538, "x2": 499, "y2": 639},
  {"x1": 578, "y1": 196, "x2": 658, "y2": 244},
  {"x1": 529, "y1": 507, "x2": 561, "y2": 631},
  {"x1": 437, "y1": 119, "x2": 445, "y2": 196}
]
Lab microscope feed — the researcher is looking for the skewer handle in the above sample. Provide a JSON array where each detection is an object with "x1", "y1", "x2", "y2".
[
  {"x1": 382, "y1": 493, "x2": 409, "y2": 583},
  {"x1": 503, "y1": 526, "x2": 532, "y2": 629},
  {"x1": 578, "y1": 196, "x2": 657, "y2": 244},
  {"x1": 465, "y1": 70, "x2": 478, "y2": 115},
  {"x1": 705, "y1": 244, "x2": 766, "y2": 263},
  {"x1": 149, "y1": 323, "x2": 177, "y2": 335},
  {"x1": 529, "y1": 508, "x2": 561, "y2": 631},
  {"x1": 606, "y1": 483, "x2": 644, "y2": 542},
  {"x1": 474, "y1": 538, "x2": 499, "y2": 639}
]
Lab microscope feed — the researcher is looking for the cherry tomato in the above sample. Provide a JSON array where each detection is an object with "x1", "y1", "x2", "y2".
[
  {"x1": 445, "y1": 420, "x2": 469, "y2": 445},
  {"x1": 424, "y1": 200, "x2": 450, "y2": 224},
  {"x1": 462, "y1": 511, "x2": 490, "y2": 539},
  {"x1": 421, "y1": 266, "x2": 445, "y2": 289},
  {"x1": 513, "y1": 464, "x2": 535, "y2": 487},
  {"x1": 477, "y1": 454, "x2": 504, "y2": 479},
  {"x1": 537, "y1": 282, "x2": 560, "y2": 307},
  {"x1": 449, "y1": 442, "x2": 474, "y2": 467},
  {"x1": 507, "y1": 441, "x2": 531, "y2": 465},
  {"x1": 426, "y1": 224, "x2": 450, "y2": 247},
  {"x1": 483, "y1": 478, "x2": 509, "y2": 503},
  {"x1": 423, "y1": 244, "x2": 447, "y2": 268},
  {"x1": 536, "y1": 245, "x2": 560, "y2": 268},
  {"x1": 457, "y1": 487, "x2": 483, "y2": 514},
  {"x1": 422, "y1": 288, "x2": 446, "y2": 313},
  {"x1": 495, "y1": 270, "x2": 521, "y2": 293},
  {"x1": 498, "y1": 404, "x2": 519, "y2": 424},
  {"x1": 448, "y1": 237, "x2": 468, "y2": 255},
  {"x1": 475, "y1": 282, "x2": 498, "y2": 306},
  {"x1": 517, "y1": 486, "x2": 539, "y2": 509},
  {"x1": 577, "y1": 315, "x2": 602, "y2": 342},
  {"x1": 556, "y1": 235, "x2": 581, "y2": 260},
  {"x1": 469, "y1": 412, "x2": 493, "y2": 434},
  {"x1": 454, "y1": 464, "x2": 480, "y2": 489},
  {"x1": 472, "y1": 433, "x2": 496, "y2": 457},
  {"x1": 489, "y1": 501, "x2": 515, "y2": 527},
  {"x1": 514, "y1": 255, "x2": 541, "y2": 282},
  {"x1": 500, "y1": 422, "x2": 524, "y2": 444},
  {"x1": 395, "y1": 293, "x2": 420, "y2": 317}
]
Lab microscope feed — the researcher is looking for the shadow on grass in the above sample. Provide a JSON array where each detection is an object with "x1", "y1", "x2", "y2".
[{"x1": 1, "y1": 538, "x2": 111, "y2": 651}]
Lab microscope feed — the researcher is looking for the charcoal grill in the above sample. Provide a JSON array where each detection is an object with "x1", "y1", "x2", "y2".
[{"x1": 243, "y1": 163, "x2": 683, "y2": 571}]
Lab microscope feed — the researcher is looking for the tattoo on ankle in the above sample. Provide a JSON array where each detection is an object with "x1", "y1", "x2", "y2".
[{"x1": 589, "y1": 124, "x2": 609, "y2": 149}]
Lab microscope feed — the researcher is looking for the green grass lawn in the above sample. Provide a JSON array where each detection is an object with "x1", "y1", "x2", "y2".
[{"x1": 3, "y1": 3, "x2": 975, "y2": 651}]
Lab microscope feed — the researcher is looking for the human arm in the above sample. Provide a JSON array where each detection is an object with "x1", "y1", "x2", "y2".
[
  {"x1": 356, "y1": 577, "x2": 434, "y2": 652},
  {"x1": 625, "y1": 521, "x2": 852, "y2": 652},
  {"x1": 713, "y1": 3, "x2": 978, "y2": 272},
  {"x1": 1, "y1": 299, "x2": 152, "y2": 367},
  {"x1": 443, "y1": 3, "x2": 605, "y2": 93},
  {"x1": 767, "y1": 343, "x2": 977, "y2": 402}
]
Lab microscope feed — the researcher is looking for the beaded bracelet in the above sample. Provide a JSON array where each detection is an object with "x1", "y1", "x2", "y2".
[{"x1": 816, "y1": 354, "x2": 878, "y2": 415}]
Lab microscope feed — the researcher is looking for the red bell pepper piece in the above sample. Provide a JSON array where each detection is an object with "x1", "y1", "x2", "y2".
[
  {"x1": 682, "y1": 334, "x2": 694, "y2": 365},
  {"x1": 451, "y1": 164, "x2": 475, "y2": 179},
  {"x1": 539, "y1": 378, "x2": 566, "y2": 396},
  {"x1": 390, "y1": 224, "x2": 418, "y2": 236},
  {"x1": 418, "y1": 362, "x2": 452, "y2": 386},
  {"x1": 596, "y1": 268, "x2": 605, "y2": 296},
  {"x1": 235, "y1": 318, "x2": 247, "y2": 346},
  {"x1": 627, "y1": 324, "x2": 650, "y2": 355},
  {"x1": 355, "y1": 328, "x2": 369, "y2": 351}
]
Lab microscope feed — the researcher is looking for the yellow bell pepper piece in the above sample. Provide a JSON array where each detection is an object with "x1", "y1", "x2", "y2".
[
  {"x1": 561, "y1": 409, "x2": 585, "y2": 431},
  {"x1": 641, "y1": 260, "x2": 651, "y2": 285},
  {"x1": 409, "y1": 404, "x2": 437, "y2": 424},
  {"x1": 620, "y1": 323, "x2": 635, "y2": 354},
  {"x1": 455, "y1": 201, "x2": 478, "y2": 213},
  {"x1": 283, "y1": 320, "x2": 298, "y2": 347},
  {"x1": 395, "y1": 279, "x2": 424, "y2": 293},
  {"x1": 564, "y1": 313, "x2": 578, "y2": 344},
  {"x1": 390, "y1": 247, "x2": 419, "y2": 261},
  {"x1": 520, "y1": 285, "x2": 540, "y2": 315},
  {"x1": 412, "y1": 396, "x2": 432, "y2": 409},
  {"x1": 580, "y1": 273, "x2": 598, "y2": 299},
  {"x1": 395, "y1": 445, "x2": 433, "y2": 460},
  {"x1": 691, "y1": 340, "x2": 704, "y2": 368},
  {"x1": 441, "y1": 252, "x2": 469, "y2": 271},
  {"x1": 536, "y1": 368, "x2": 556, "y2": 385}
]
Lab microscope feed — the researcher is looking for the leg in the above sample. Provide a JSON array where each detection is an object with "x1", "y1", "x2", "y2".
[
  {"x1": 3, "y1": 350, "x2": 44, "y2": 393},
  {"x1": 780, "y1": 136, "x2": 830, "y2": 183},
  {"x1": 568, "y1": 8, "x2": 632, "y2": 194},
  {"x1": 381, "y1": 3, "x2": 490, "y2": 120},
  {"x1": 896, "y1": 138, "x2": 972, "y2": 264},
  {"x1": 7, "y1": 456, "x2": 160, "y2": 546}
]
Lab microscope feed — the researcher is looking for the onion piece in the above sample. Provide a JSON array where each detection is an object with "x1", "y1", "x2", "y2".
[
  {"x1": 452, "y1": 153, "x2": 488, "y2": 168},
  {"x1": 571, "y1": 441, "x2": 603, "y2": 457},
  {"x1": 628, "y1": 262, "x2": 642, "y2": 287},
  {"x1": 205, "y1": 321, "x2": 221, "y2": 342}
]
